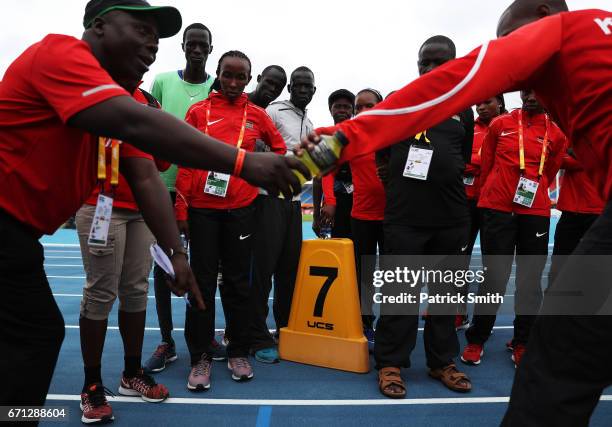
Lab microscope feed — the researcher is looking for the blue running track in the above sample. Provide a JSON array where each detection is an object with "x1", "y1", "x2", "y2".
[{"x1": 39, "y1": 220, "x2": 612, "y2": 426}]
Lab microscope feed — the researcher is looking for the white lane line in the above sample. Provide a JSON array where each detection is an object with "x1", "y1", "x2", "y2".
[
  {"x1": 44, "y1": 394, "x2": 611, "y2": 406},
  {"x1": 48, "y1": 276, "x2": 154, "y2": 280},
  {"x1": 45, "y1": 250, "x2": 82, "y2": 254},
  {"x1": 53, "y1": 293, "x2": 272, "y2": 301},
  {"x1": 46, "y1": 256, "x2": 83, "y2": 259},
  {"x1": 60, "y1": 326, "x2": 507, "y2": 333},
  {"x1": 45, "y1": 264, "x2": 83, "y2": 268},
  {"x1": 43, "y1": 243, "x2": 80, "y2": 248}
]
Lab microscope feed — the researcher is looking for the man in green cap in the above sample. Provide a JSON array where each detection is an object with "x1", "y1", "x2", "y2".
[{"x1": 0, "y1": 0, "x2": 307, "y2": 418}]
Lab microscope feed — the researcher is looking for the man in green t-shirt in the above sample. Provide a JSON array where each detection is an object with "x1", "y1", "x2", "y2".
[{"x1": 145, "y1": 22, "x2": 218, "y2": 374}]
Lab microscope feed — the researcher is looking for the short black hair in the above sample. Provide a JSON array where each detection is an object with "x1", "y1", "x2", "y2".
[
  {"x1": 290, "y1": 66, "x2": 314, "y2": 82},
  {"x1": 357, "y1": 88, "x2": 383, "y2": 103},
  {"x1": 419, "y1": 35, "x2": 456, "y2": 58},
  {"x1": 261, "y1": 65, "x2": 286, "y2": 78},
  {"x1": 182, "y1": 22, "x2": 212, "y2": 45},
  {"x1": 328, "y1": 89, "x2": 355, "y2": 110},
  {"x1": 216, "y1": 50, "x2": 252, "y2": 76}
]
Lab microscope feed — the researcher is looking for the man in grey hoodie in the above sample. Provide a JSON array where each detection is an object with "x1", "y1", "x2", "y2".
[{"x1": 248, "y1": 67, "x2": 316, "y2": 363}]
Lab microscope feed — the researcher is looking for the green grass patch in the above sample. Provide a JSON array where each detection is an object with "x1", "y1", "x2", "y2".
[{"x1": 302, "y1": 214, "x2": 313, "y2": 222}]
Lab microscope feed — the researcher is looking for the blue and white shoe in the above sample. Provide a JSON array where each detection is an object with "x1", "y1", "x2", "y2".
[
  {"x1": 254, "y1": 347, "x2": 280, "y2": 364},
  {"x1": 143, "y1": 342, "x2": 177, "y2": 373}
]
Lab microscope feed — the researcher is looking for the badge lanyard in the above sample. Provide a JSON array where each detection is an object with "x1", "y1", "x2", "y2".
[
  {"x1": 204, "y1": 102, "x2": 249, "y2": 149},
  {"x1": 88, "y1": 137, "x2": 120, "y2": 247},
  {"x1": 512, "y1": 111, "x2": 550, "y2": 208},
  {"x1": 97, "y1": 137, "x2": 120, "y2": 189},
  {"x1": 203, "y1": 101, "x2": 249, "y2": 197},
  {"x1": 518, "y1": 110, "x2": 550, "y2": 179}
]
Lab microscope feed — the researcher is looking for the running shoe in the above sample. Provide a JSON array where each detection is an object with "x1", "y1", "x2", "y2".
[
  {"x1": 506, "y1": 340, "x2": 514, "y2": 352},
  {"x1": 210, "y1": 336, "x2": 227, "y2": 361},
  {"x1": 455, "y1": 315, "x2": 470, "y2": 331},
  {"x1": 80, "y1": 383, "x2": 114, "y2": 424},
  {"x1": 254, "y1": 347, "x2": 280, "y2": 364},
  {"x1": 187, "y1": 355, "x2": 212, "y2": 391},
  {"x1": 511, "y1": 343, "x2": 527, "y2": 368},
  {"x1": 118, "y1": 370, "x2": 169, "y2": 402},
  {"x1": 461, "y1": 343, "x2": 484, "y2": 365},
  {"x1": 143, "y1": 342, "x2": 177, "y2": 373},
  {"x1": 228, "y1": 357, "x2": 254, "y2": 381}
]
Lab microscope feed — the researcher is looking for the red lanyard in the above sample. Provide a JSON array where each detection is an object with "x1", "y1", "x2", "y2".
[
  {"x1": 518, "y1": 110, "x2": 549, "y2": 178},
  {"x1": 97, "y1": 137, "x2": 120, "y2": 187},
  {"x1": 204, "y1": 101, "x2": 249, "y2": 149}
]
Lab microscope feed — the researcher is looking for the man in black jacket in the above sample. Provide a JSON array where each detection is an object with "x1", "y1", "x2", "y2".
[{"x1": 375, "y1": 35, "x2": 473, "y2": 398}]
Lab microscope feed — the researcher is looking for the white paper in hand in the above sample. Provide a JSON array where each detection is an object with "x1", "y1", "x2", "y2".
[
  {"x1": 150, "y1": 244, "x2": 175, "y2": 279},
  {"x1": 150, "y1": 244, "x2": 191, "y2": 307}
]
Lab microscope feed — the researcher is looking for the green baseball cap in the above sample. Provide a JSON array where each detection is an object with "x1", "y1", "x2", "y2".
[{"x1": 83, "y1": 0, "x2": 182, "y2": 38}]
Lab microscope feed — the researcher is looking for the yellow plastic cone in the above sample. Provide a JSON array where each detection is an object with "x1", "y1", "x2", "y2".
[{"x1": 279, "y1": 238, "x2": 369, "y2": 373}]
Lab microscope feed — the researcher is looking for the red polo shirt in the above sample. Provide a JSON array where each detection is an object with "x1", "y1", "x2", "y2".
[
  {"x1": 85, "y1": 88, "x2": 170, "y2": 211},
  {"x1": 0, "y1": 34, "x2": 132, "y2": 235}
]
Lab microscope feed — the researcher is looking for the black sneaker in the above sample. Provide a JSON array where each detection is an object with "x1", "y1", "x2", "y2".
[{"x1": 210, "y1": 336, "x2": 227, "y2": 361}]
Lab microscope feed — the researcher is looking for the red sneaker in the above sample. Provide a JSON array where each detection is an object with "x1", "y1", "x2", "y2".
[
  {"x1": 118, "y1": 370, "x2": 169, "y2": 402},
  {"x1": 455, "y1": 315, "x2": 469, "y2": 331},
  {"x1": 460, "y1": 343, "x2": 484, "y2": 365},
  {"x1": 80, "y1": 383, "x2": 114, "y2": 424},
  {"x1": 511, "y1": 344, "x2": 526, "y2": 368},
  {"x1": 505, "y1": 340, "x2": 514, "y2": 352}
]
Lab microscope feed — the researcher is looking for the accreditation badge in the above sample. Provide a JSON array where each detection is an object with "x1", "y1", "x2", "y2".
[
  {"x1": 513, "y1": 176, "x2": 539, "y2": 208},
  {"x1": 403, "y1": 145, "x2": 433, "y2": 181},
  {"x1": 463, "y1": 175, "x2": 475, "y2": 186},
  {"x1": 88, "y1": 193, "x2": 114, "y2": 246},
  {"x1": 342, "y1": 182, "x2": 354, "y2": 194},
  {"x1": 204, "y1": 171, "x2": 230, "y2": 197}
]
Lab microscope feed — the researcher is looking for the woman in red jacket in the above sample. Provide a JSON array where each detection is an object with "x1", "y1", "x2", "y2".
[
  {"x1": 456, "y1": 95, "x2": 506, "y2": 330},
  {"x1": 175, "y1": 51, "x2": 286, "y2": 390},
  {"x1": 461, "y1": 90, "x2": 566, "y2": 368},
  {"x1": 349, "y1": 89, "x2": 386, "y2": 348}
]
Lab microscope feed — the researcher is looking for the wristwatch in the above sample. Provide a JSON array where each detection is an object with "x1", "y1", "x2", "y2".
[{"x1": 168, "y1": 246, "x2": 188, "y2": 259}]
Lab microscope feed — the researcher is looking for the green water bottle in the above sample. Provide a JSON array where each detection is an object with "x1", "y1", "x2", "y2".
[{"x1": 293, "y1": 131, "x2": 349, "y2": 185}]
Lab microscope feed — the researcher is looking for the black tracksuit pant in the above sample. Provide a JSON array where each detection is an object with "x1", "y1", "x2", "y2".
[
  {"x1": 502, "y1": 201, "x2": 612, "y2": 427},
  {"x1": 465, "y1": 209, "x2": 549, "y2": 346},
  {"x1": 374, "y1": 223, "x2": 468, "y2": 370},
  {"x1": 465, "y1": 199, "x2": 482, "y2": 256},
  {"x1": 152, "y1": 191, "x2": 176, "y2": 344},
  {"x1": 457, "y1": 199, "x2": 482, "y2": 308},
  {"x1": 351, "y1": 218, "x2": 384, "y2": 330},
  {"x1": 548, "y1": 211, "x2": 600, "y2": 288},
  {"x1": 332, "y1": 192, "x2": 353, "y2": 239},
  {"x1": 250, "y1": 196, "x2": 302, "y2": 351},
  {"x1": 185, "y1": 206, "x2": 254, "y2": 362},
  {"x1": 0, "y1": 210, "x2": 65, "y2": 420}
]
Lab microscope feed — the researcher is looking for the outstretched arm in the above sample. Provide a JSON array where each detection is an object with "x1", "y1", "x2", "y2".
[
  {"x1": 68, "y1": 97, "x2": 310, "y2": 198},
  {"x1": 316, "y1": 14, "x2": 563, "y2": 162}
]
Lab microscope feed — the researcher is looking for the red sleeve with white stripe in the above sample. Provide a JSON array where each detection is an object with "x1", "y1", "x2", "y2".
[
  {"x1": 31, "y1": 36, "x2": 129, "y2": 123},
  {"x1": 336, "y1": 14, "x2": 562, "y2": 162}
]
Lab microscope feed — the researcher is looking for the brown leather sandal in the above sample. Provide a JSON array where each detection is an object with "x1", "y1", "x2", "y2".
[
  {"x1": 428, "y1": 363, "x2": 472, "y2": 392},
  {"x1": 378, "y1": 367, "x2": 406, "y2": 399}
]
